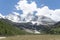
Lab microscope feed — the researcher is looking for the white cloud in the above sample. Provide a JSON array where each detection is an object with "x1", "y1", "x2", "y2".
[
  {"x1": 36, "y1": 6, "x2": 50, "y2": 16},
  {"x1": 15, "y1": 0, "x2": 37, "y2": 16},
  {"x1": 36, "y1": 6, "x2": 60, "y2": 21},
  {"x1": 15, "y1": 0, "x2": 60, "y2": 22},
  {"x1": 54, "y1": 9, "x2": 60, "y2": 16},
  {"x1": 12, "y1": 12, "x2": 20, "y2": 15}
]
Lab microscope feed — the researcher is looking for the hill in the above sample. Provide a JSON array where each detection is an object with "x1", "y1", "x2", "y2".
[
  {"x1": 0, "y1": 19, "x2": 29, "y2": 36},
  {"x1": 45, "y1": 22, "x2": 60, "y2": 34}
]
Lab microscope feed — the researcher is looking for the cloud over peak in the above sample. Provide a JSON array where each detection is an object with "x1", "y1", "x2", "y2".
[{"x1": 15, "y1": 0, "x2": 60, "y2": 21}]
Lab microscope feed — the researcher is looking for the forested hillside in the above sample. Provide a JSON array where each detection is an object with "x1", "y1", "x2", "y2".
[{"x1": 0, "y1": 19, "x2": 29, "y2": 36}]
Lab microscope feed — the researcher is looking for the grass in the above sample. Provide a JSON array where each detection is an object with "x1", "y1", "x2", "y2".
[{"x1": 1, "y1": 35, "x2": 60, "y2": 40}]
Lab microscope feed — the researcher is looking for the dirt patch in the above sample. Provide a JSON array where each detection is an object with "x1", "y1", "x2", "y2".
[{"x1": 0, "y1": 37, "x2": 6, "y2": 39}]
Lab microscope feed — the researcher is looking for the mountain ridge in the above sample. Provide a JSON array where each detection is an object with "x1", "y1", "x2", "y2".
[
  {"x1": 0, "y1": 13, "x2": 56, "y2": 25},
  {"x1": 0, "y1": 16, "x2": 60, "y2": 34}
]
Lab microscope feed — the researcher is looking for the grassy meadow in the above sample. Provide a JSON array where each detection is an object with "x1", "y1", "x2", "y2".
[{"x1": 1, "y1": 35, "x2": 60, "y2": 40}]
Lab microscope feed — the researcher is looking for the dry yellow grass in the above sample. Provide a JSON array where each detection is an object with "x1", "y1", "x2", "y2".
[{"x1": 1, "y1": 35, "x2": 60, "y2": 40}]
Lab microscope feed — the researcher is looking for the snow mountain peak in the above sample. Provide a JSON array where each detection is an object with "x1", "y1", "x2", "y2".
[
  {"x1": 0, "y1": 13, "x2": 5, "y2": 19},
  {"x1": 0, "y1": 13, "x2": 56, "y2": 25}
]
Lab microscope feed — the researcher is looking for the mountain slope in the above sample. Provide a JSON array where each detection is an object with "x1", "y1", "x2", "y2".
[
  {"x1": 0, "y1": 19, "x2": 30, "y2": 36},
  {"x1": 45, "y1": 22, "x2": 60, "y2": 34}
]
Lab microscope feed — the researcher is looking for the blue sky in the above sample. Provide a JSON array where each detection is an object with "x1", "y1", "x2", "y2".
[
  {"x1": 0, "y1": 0, "x2": 19, "y2": 15},
  {"x1": 0, "y1": 0, "x2": 60, "y2": 15}
]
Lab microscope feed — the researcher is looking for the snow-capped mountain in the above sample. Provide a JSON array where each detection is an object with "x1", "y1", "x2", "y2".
[
  {"x1": 0, "y1": 13, "x2": 56, "y2": 25},
  {"x1": 6, "y1": 13, "x2": 21, "y2": 23},
  {"x1": 0, "y1": 13, "x2": 5, "y2": 18},
  {"x1": 0, "y1": 13, "x2": 57, "y2": 34},
  {"x1": 36, "y1": 15, "x2": 55, "y2": 25}
]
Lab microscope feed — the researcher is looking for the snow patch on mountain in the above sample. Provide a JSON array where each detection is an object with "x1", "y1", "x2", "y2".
[
  {"x1": 0, "y1": 13, "x2": 5, "y2": 18},
  {"x1": 5, "y1": 12, "x2": 21, "y2": 23}
]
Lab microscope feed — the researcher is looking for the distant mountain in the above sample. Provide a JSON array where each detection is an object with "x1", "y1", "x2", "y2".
[
  {"x1": 0, "y1": 13, "x2": 56, "y2": 25},
  {"x1": 0, "y1": 17, "x2": 60, "y2": 34},
  {"x1": 0, "y1": 13, "x2": 59, "y2": 34},
  {"x1": 4, "y1": 13, "x2": 56, "y2": 25}
]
